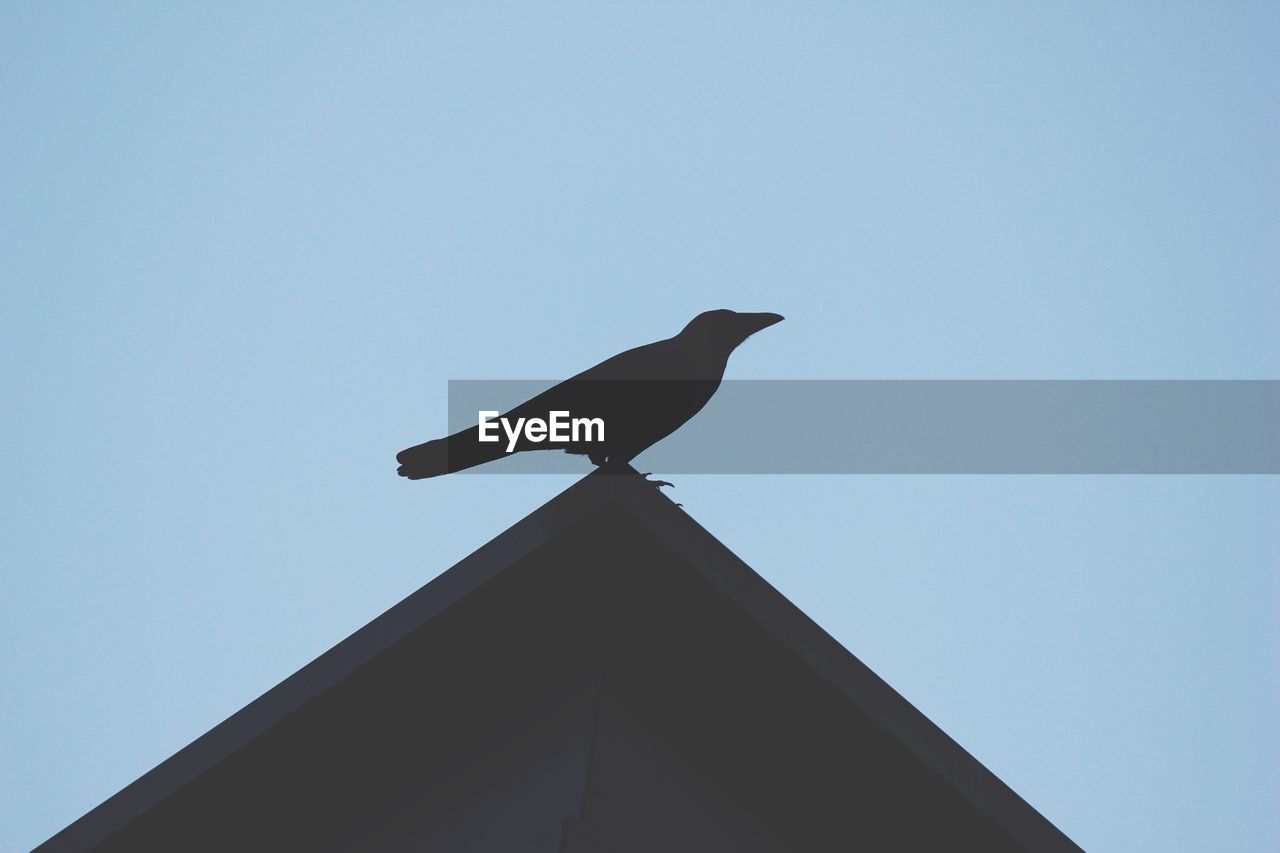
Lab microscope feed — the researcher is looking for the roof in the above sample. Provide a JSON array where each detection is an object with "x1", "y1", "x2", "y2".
[{"x1": 38, "y1": 467, "x2": 1079, "y2": 851}]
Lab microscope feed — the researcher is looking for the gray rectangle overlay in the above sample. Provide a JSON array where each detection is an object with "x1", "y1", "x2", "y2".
[{"x1": 445, "y1": 380, "x2": 1279, "y2": 474}]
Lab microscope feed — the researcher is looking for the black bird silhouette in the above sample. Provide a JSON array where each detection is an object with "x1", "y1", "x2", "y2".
[{"x1": 396, "y1": 309, "x2": 783, "y2": 479}]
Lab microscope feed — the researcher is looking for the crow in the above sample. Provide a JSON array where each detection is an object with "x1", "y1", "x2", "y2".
[{"x1": 395, "y1": 309, "x2": 783, "y2": 479}]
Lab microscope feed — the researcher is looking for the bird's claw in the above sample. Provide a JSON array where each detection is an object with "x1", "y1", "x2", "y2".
[{"x1": 640, "y1": 473, "x2": 674, "y2": 489}]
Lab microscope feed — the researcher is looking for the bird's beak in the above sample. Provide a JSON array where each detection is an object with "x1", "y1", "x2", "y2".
[{"x1": 739, "y1": 312, "x2": 785, "y2": 337}]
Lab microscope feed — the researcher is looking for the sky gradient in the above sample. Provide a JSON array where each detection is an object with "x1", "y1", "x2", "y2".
[{"x1": 3, "y1": 4, "x2": 1278, "y2": 851}]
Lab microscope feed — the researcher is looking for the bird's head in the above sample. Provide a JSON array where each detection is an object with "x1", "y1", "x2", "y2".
[{"x1": 679, "y1": 309, "x2": 784, "y2": 351}]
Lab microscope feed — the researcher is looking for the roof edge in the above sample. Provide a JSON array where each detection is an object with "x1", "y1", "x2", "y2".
[
  {"x1": 37, "y1": 470, "x2": 628, "y2": 852},
  {"x1": 604, "y1": 474, "x2": 1080, "y2": 852}
]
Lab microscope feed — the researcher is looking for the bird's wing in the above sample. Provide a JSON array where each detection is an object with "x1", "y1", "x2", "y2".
[{"x1": 397, "y1": 335, "x2": 710, "y2": 476}]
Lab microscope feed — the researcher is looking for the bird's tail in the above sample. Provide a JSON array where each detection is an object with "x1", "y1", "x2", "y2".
[{"x1": 395, "y1": 426, "x2": 507, "y2": 479}]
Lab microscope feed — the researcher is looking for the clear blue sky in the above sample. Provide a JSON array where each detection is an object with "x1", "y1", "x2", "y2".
[{"x1": 3, "y1": 4, "x2": 1277, "y2": 850}]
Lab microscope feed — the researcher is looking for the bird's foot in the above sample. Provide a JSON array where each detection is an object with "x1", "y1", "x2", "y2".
[{"x1": 640, "y1": 473, "x2": 674, "y2": 490}]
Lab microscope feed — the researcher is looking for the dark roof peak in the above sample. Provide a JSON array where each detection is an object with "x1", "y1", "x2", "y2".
[{"x1": 40, "y1": 467, "x2": 1078, "y2": 852}]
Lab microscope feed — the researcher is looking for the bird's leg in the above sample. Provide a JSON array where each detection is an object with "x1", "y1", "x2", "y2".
[{"x1": 640, "y1": 473, "x2": 674, "y2": 490}]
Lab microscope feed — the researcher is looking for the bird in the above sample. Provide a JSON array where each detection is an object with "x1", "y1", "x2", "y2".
[{"x1": 395, "y1": 309, "x2": 783, "y2": 479}]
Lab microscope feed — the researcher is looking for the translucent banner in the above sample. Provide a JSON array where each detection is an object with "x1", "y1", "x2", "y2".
[{"x1": 438, "y1": 380, "x2": 1279, "y2": 474}]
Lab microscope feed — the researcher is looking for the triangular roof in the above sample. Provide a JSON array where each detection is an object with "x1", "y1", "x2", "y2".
[{"x1": 39, "y1": 468, "x2": 1079, "y2": 852}]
